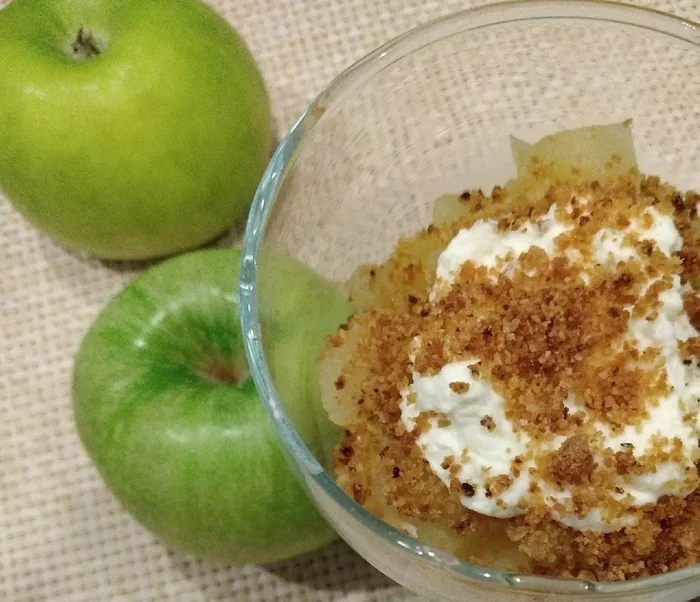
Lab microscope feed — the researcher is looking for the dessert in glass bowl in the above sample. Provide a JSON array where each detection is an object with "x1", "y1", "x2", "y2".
[
  {"x1": 319, "y1": 122, "x2": 700, "y2": 581},
  {"x1": 239, "y1": 3, "x2": 700, "y2": 599}
]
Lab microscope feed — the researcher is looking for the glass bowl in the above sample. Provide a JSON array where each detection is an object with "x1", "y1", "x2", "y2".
[{"x1": 239, "y1": 1, "x2": 700, "y2": 600}]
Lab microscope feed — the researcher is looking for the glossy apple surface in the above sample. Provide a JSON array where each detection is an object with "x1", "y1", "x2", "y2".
[
  {"x1": 73, "y1": 249, "x2": 349, "y2": 563},
  {"x1": 0, "y1": 0, "x2": 272, "y2": 259}
]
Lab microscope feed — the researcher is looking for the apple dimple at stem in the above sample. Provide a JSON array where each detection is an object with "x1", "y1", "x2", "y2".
[
  {"x1": 69, "y1": 28, "x2": 106, "y2": 60},
  {"x1": 197, "y1": 356, "x2": 249, "y2": 386}
]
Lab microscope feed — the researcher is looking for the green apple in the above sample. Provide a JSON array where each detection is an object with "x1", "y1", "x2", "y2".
[
  {"x1": 0, "y1": 0, "x2": 272, "y2": 260},
  {"x1": 72, "y1": 249, "x2": 350, "y2": 564}
]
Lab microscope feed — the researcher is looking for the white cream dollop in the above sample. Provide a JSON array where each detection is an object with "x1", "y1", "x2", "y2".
[
  {"x1": 401, "y1": 356, "x2": 531, "y2": 518},
  {"x1": 592, "y1": 207, "x2": 681, "y2": 265},
  {"x1": 402, "y1": 200, "x2": 700, "y2": 532},
  {"x1": 434, "y1": 205, "x2": 569, "y2": 292}
]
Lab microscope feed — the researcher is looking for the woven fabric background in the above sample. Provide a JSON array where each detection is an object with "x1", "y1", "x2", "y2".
[{"x1": 1, "y1": 1, "x2": 698, "y2": 601}]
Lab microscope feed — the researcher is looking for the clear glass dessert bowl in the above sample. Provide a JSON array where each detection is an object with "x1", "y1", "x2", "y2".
[{"x1": 239, "y1": 1, "x2": 700, "y2": 600}]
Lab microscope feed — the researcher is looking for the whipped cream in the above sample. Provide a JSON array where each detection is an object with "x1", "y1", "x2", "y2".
[
  {"x1": 402, "y1": 355, "x2": 532, "y2": 519},
  {"x1": 434, "y1": 205, "x2": 568, "y2": 292},
  {"x1": 402, "y1": 199, "x2": 700, "y2": 532},
  {"x1": 592, "y1": 207, "x2": 681, "y2": 265}
]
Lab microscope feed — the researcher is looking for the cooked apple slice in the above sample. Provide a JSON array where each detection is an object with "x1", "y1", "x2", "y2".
[
  {"x1": 432, "y1": 193, "x2": 471, "y2": 224},
  {"x1": 433, "y1": 121, "x2": 638, "y2": 224},
  {"x1": 318, "y1": 314, "x2": 376, "y2": 429},
  {"x1": 510, "y1": 119, "x2": 637, "y2": 182}
]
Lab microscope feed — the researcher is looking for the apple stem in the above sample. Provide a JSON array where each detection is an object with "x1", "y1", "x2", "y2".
[
  {"x1": 198, "y1": 358, "x2": 250, "y2": 386},
  {"x1": 71, "y1": 28, "x2": 102, "y2": 60}
]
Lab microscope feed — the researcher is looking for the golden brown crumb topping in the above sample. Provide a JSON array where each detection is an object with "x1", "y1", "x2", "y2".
[
  {"x1": 549, "y1": 435, "x2": 595, "y2": 485},
  {"x1": 449, "y1": 381, "x2": 470, "y2": 394},
  {"x1": 322, "y1": 168, "x2": 700, "y2": 580}
]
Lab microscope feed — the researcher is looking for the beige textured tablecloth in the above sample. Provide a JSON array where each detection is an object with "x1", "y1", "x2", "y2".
[{"x1": 1, "y1": 1, "x2": 698, "y2": 601}]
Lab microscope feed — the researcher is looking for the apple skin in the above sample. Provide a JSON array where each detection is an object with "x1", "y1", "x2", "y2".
[
  {"x1": 0, "y1": 0, "x2": 272, "y2": 260},
  {"x1": 72, "y1": 249, "x2": 349, "y2": 564}
]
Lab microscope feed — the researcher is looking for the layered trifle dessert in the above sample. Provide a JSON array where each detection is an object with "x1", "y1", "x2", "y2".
[{"x1": 320, "y1": 122, "x2": 700, "y2": 580}]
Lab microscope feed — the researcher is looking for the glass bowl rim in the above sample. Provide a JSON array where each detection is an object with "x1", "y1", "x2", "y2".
[{"x1": 240, "y1": 0, "x2": 700, "y2": 595}]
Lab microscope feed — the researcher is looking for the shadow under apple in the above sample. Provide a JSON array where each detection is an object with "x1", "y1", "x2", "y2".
[{"x1": 167, "y1": 540, "x2": 402, "y2": 599}]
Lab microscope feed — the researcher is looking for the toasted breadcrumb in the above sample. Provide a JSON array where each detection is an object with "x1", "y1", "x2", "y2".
[
  {"x1": 549, "y1": 435, "x2": 595, "y2": 485},
  {"x1": 323, "y1": 167, "x2": 700, "y2": 580},
  {"x1": 449, "y1": 381, "x2": 470, "y2": 394}
]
